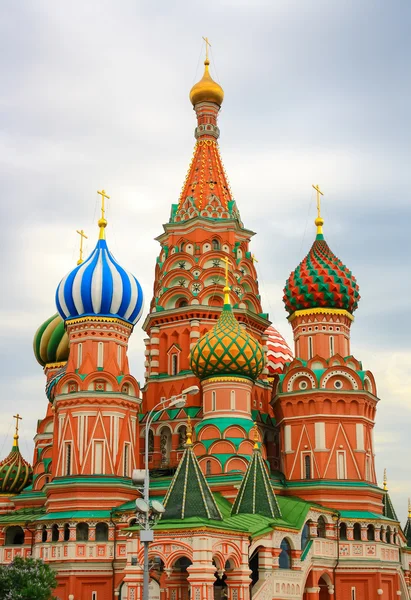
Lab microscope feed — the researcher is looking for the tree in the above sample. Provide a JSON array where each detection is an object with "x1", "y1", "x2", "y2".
[{"x1": 0, "y1": 556, "x2": 57, "y2": 600}]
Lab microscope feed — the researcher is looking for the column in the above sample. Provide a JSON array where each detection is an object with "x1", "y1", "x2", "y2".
[
  {"x1": 290, "y1": 549, "x2": 302, "y2": 570},
  {"x1": 346, "y1": 524, "x2": 354, "y2": 541},
  {"x1": 309, "y1": 522, "x2": 318, "y2": 538},
  {"x1": 187, "y1": 564, "x2": 216, "y2": 600},
  {"x1": 150, "y1": 327, "x2": 160, "y2": 376},
  {"x1": 69, "y1": 522, "x2": 77, "y2": 541},
  {"x1": 190, "y1": 320, "x2": 201, "y2": 351},
  {"x1": 144, "y1": 338, "x2": 150, "y2": 379},
  {"x1": 326, "y1": 523, "x2": 336, "y2": 540},
  {"x1": 225, "y1": 568, "x2": 252, "y2": 600},
  {"x1": 361, "y1": 524, "x2": 368, "y2": 541},
  {"x1": 89, "y1": 523, "x2": 96, "y2": 542},
  {"x1": 305, "y1": 587, "x2": 320, "y2": 599}
]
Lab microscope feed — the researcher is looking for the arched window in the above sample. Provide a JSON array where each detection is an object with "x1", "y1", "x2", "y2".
[
  {"x1": 76, "y1": 523, "x2": 89, "y2": 541},
  {"x1": 380, "y1": 526, "x2": 385, "y2": 543},
  {"x1": 96, "y1": 522, "x2": 108, "y2": 542},
  {"x1": 206, "y1": 460, "x2": 212, "y2": 476},
  {"x1": 177, "y1": 298, "x2": 188, "y2": 308},
  {"x1": 171, "y1": 354, "x2": 178, "y2": 375},
  {"x1": 386, "y1": 526, "x2": 392, "y2": 544},
  {"x1": 51, "y1": 524, "x2": 59, "y2": 542},
  {"x1": 178, "y1": 426, "x2": 187, "y2": 448},
  {"x1": 64, "y1": 523, "x2": 70, "y2": 542},
  {"x1": 367, "y1": 524, "x2": 375, "y2": 541},
  {"x1": 304, "y1": 454, "x2": 312, "y2": 480},
  {"x1": 317, "y1": 516, "x2": 326, "y2": 539},
  {"x1": 212, "y1": 239, "x2": 220, "y2": 251},
  {"x1": 211, "y1": 391, "x2": 216, "y2": 411},
  {"x1": 353, "y1": 523, "x2": 362, "y2": 541},
  {"x1": 230, "y1": 390, "x2": 235, "y2": 410},
  {"x1": 339, "y1": 522, "x2": 347, "y2": 540},
  {"x1": 148, "y1": 430, "x2": 154, "y2": 453},
  {"x1": 301, "y1": 521, "x2": 310, "y2": 551},
  {"x1": 65, "y1": 442, "x2": 72, "y2": 476},
  {"x1": 160, "y1": 429, "x2": 171, "y2": 465},
  {"x1": 97, "y1": 342, "x2": 104, "y2": 368},
  {"x1": 5, "y1": 526, "x2": 24, "y2": 545},
  {"x1": 41, "y1": 525, "x2": 48, "y2": 543},
  {"x1": 278, "y1": 538, "x2": 291, "y2": 569}
]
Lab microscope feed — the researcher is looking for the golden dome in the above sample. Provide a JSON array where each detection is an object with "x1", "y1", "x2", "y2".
[{"x1": 189, "y1": 59, "x2": 224, "y2": 107}]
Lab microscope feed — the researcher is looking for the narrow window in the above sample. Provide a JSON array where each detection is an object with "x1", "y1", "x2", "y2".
[
  {"x1": 353, "y1": 523, "x2": 361, "y2": 541},
  {"x1": 206, "y1": 460, "x2": 211, "y2": 475},
  {"x1": 51, "y1": 524, "x2": 59, "y2": 542},
  {"x1": 315, "y1": 422, "x2": 325, "y2": 450},
  {"x1": 356, "y1": 423, "x2": 364, "y2": 451},
  {"x1": 117, "y1": 344, "x2": 122, "y2": 370},
  {"x1": 329, "y1": 335, "x2": 334, "y2": 357},
  {"x1": 304, "y1": 454, "x2": 312, "y2": 479},
  {"x1": 212, "y1": 239, "x2": 220, "y2": 250},
  {"x1": 365, "y1": 454, "x2": 371, "y2": 481},
  {"x1": 340, "y1": 522, "x2": 347, "y2": 540},
  {"x1": 63, "y1": 523, "x2": 70, "y2": 542},
  {"x1": 65, "y1": 443, "x2": 72, "y2": 476},
  {"x1": 337, "y1": 451, "x2": 346, "y2": 479},
  {"x1": 93, "y1": 441, "x2": 104, "y2": 475},
  {"x1": 351, "y1": 588, "x2": 356, "y2": 600},
  {"x1": 284, "y1": 425, "x2": 292, "y2": 452},
  {"x1": 97, "y1": 342, "x2": 104, "y2": 369},
  {"x1": 92, "y1": 593, "x2": 97, "y2": 600},
  {"x1": 77, "y1": 343, "x2": 82, "y2": 370},
  {"x1": 41, "y1": 525, "x2": 48, "y2": 543},
  {"x1": 123, "y1": 443, "x2": 130, "y2": 477},
  {"x1": 171, "y1": 354, "x2": 178, "y2": 375},
  {"x1": 211, "y1": 391, "x2": 216, "y2": 411},
  {"x1": 308, "y1": 336, "x2": 313, "y2": 359},
  {"x1": 230, "y1": 390, "x2": 235, "y2": 410}
]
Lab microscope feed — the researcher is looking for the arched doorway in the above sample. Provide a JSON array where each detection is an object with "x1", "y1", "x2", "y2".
[
  {"x1": 318, "y1": 576, "x2": 330, "y2": 600},
  {"x1": 171, "y1": 556, "x2": 192, "y2": 600}
]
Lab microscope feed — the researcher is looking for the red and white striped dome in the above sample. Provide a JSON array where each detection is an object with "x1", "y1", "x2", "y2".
[{"x1": 265, "y1": 325, "x2": 293, "y2": 375}]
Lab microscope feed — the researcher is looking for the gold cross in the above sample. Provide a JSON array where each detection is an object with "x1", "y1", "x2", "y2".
[
  {"x1": 222, "y1": 256, "x2": 231, "y2": 305},
  {"x1": 202, "y1": 36, "x2": 211, "y2": 62},
  {"x1": 97, "y1": 189, "x2": 110, "y2": 221},
  {"x1": 251, "y1": 254, "x2": 258, "y2": 264},
  {"x1": 312, "y1": 184, "x2": 324, "y2": 219},
  {"x1": 76, "y1": 229, "x2": 88, "y2": 265},
  {"x1": 13, "y1": 414, "x2": 22, "y2": 446}
]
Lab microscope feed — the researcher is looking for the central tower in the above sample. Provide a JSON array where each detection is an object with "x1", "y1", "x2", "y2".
[{"x1": 141, "y1": 46, "x2": 285, "y2": 473}]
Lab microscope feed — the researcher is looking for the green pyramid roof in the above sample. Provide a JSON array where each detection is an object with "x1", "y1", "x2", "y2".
[
  {"x1": 382, "y1": 491, "x2": 398, "y2": 521},
  {"x1": 162, "y1": 445, "x2": 222, "y2": 521},
  {"x1": 404, "y1": 517, "x2": 411, "y2": 547},
  {"x1": 231, "y1": 447, "x2": 281, "y2": 519}
]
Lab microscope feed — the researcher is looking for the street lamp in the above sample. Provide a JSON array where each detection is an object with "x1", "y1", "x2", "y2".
[{"x1": 132, "y1": 385, "x2": 200, "y2": 600}]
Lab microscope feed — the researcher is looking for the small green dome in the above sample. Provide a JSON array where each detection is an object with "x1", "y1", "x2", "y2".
[
  {"x1": 190, "y1": 303, "x2": 265, "y2": 380},
  {"x1": 33, "y1": 313, "x2": 69, "y2": 367},
  {"x1": 0, "y1": 439, "x2": 33, "y2": 495}
]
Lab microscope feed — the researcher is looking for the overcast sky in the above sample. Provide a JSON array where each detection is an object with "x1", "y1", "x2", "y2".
[{"x1": 1, "y1": 1, "x2": 410, "y2": 522}]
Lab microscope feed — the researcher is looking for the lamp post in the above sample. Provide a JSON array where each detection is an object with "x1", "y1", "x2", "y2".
[{"x1": 133, "y1": 385, "x2": 199, "y2": 600}]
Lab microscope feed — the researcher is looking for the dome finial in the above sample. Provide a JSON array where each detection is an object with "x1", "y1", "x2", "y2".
[
  {"x1": 189, "y1": 39, "x2": 224, "y2": 107},
  {"x1": 383, "y1": 468, "x2": 388, "y2": 491},
  {"x1": 76, "y1": 229, "x2": 88, "y2": 265},
  {"x1": 202, "y1": 36, "x2": 211, "y2": 65},
  {"x1": 185, "y1": 416, "x2": 193, "y2": 447},
  {"x1": 252, "y1": 422, "x2": 260, "y2": 450},
  {"x1": 222, "y1": 256, "x2": 231, "y2": 305},
  {"x1": 408, "y1": 498, "x2": 411, "y2": 519},
  {"x1": 312, "y1": 184, "x2": 324, "y2": 238},
  {"x1": 13, "y1": 413, "x2": 22, "y2": 447},
  {"x1": 97, "y1": 189, "x2": 110, "y2": 239}
]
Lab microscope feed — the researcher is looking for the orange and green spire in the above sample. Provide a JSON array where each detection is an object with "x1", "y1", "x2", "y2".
[
  {"x1": 0, "y1": 415, "x2": 33, "y2": 495},
  {"x1": 283, "y1": 185, "x2": 360, "y2": 316}
]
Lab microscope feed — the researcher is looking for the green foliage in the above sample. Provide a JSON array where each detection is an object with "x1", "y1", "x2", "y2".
[{"x1": 0, "y1": 556, "x2": 57, "y2": 600}]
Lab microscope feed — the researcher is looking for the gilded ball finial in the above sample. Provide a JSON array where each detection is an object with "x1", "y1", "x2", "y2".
[
  {"x1": 185, "y1": 416, "x2": 193, "y2": 447},
  {"x1": 189, "y1": 38, "x2": 224, "y2": 107},
  {"x1": 253, "y1": 422, "x2": 260, "y2": 450},
  {"x1": 383, "y1": 468, "x2": 387, "y2": 491}
]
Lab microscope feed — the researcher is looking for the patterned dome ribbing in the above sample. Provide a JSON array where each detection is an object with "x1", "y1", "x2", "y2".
[
  {"x1": 56, "y1": 215, "x2": 144, "y2": 326},
  {"x1": 0, "y1": 437, "x2": 33, "y2": 495},
  {"x1": 283, "y1": 234, "x2": 360, "y2": 316},
  {"x1": 33, "y1": 313, "x2": 69, "y2": 367},
  {"x1": 190, "y1": 302, "x2": 265, "y2": 380}
]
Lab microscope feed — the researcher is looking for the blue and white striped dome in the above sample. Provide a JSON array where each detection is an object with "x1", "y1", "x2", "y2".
[{"x1": 56, "y1": 238, "x2": 144, "y2": 326}]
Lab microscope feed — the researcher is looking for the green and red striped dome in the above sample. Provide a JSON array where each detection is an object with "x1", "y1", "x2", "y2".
[{"x1": 283, "y1": 234, "x2": 360, "y2": 316}]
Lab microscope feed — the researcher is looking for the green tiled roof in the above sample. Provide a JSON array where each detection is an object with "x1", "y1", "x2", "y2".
[
  {"x1": 383, "y1": 491, "x2": 398, "y2": 521},
  {"x1": 37, "y1": 510, "x2": 111, "y2": 521},
  {"x1": 0, "y1": 507, "x2": 46, "y2": 524},
  {"x1": 231, "y1": 448, "x2": 281, "y2": 519},
  {"x1": 404, "y1": 518, "x2": 411, "y2": 547},
  {"x1": 162, "y1": 445, "x2": 222, "y2": 521},
  {"x1": 339, "y1": 509, "x2": 397, "y2": 522}
]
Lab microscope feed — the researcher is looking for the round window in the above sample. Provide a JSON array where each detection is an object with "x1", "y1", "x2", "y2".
[
  {"x1": 334, "y1": 380, "x2": 343, "y2": 389},
  {"x1": 299, "y1": 381, "x2": 308, "y2": 390}
]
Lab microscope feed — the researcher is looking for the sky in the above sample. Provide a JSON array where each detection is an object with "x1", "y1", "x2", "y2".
[{"x1": 0, "y1": 1, "x2": 410, "y2": 521}]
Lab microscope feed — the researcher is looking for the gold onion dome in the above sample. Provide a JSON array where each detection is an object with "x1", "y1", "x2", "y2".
[
  {"x1": 190, "y1": 296, "x2": 265, "y2": 380},
  {"x1": 33, "y1": 313, "x2": 69, "y2": 367},
  {"x1": 189, "y1": 58, "x2": 224, "y2": 107},
  {"x1": 0, "y1": 425, "x2": 33, "y2": 495}
]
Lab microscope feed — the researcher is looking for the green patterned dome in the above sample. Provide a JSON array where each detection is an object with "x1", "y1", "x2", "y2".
[
  {"x1": 190, "y1": 302, "x2": 265, "y2": 380},
  {"x1": 33, "y1": 313, "x2": 69, "y2": 367},
  {"x1": 0, "y1": 437, "x2": 33, "y2": 495}
]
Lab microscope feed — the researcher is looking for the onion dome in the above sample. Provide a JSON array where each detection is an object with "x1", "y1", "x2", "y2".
[
  {"x1": 189, "y1": 58, "x2": 224, "y2": 107},
  {"x1": 0, "y1": 419, "x2": 33, "y2": 494},
  {"x1": 265, "y1": 325, "x2": 293, "y2": 375},
  {"x1": 190, "y1": 286, "x2": 264, "y2": 380},
  {"x1": 283, "y1": 191, "x2": 360, "y2": 316},
  {"x1": 56, "y1": 193, "x2": 144, "y2": 326},
  {"x1": 33, "y1": 313, "x2": 69, "y2": 367}
]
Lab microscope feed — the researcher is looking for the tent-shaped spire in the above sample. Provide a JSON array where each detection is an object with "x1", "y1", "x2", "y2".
[
  {"x1": 231, "y1": 425, "x2": 281, "y2": 519},
  {"x1": 404, "y1": 499, "x2": 411, "y2": 547},
  {"x1": 162, "y1": 418, "x2": 222, "y2": 521},
  {"x1": 382, "y1": 469, "x2": 398, "y2": 521}
]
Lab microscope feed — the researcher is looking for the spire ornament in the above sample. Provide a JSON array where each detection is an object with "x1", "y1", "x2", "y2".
[
  {"x1": 383, "y1": 468, "x2": 387, "y2": 491},
  {"x1": 312, "y1": 184, "x2": 324, "y2": 236},
  {"x1": 186, "y1": 416, "x2": 193, "y2": 447},
  {"x1": 13, "y1": 414, "x2": 22, "y2": 447},
  {"x1": 202, "y1": 36, "x2": 211, "y2": 63},
  {"x1": 76, "y1": 229, "x2": 88, "y2": 265},
  {"x1": 97, "y1": 189, "x2": 110, "y2": 239},
  {"x1": 222, "y1": 256, "x2": 231, "y2": 305},
  {"x1": 252, "y1": 422, "x2": 259, "y2": 450},
  {"x1": 408, "y1": 498, "x2": 411, "y2": 519}
]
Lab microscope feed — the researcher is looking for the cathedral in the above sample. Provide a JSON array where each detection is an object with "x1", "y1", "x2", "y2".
[{"x1": 0, "y1": 45, "x2": 410, "y2": 600}]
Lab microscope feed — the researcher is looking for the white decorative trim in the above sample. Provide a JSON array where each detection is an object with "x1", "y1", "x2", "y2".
[
  {"x1": 322, "y1": 370, "x2": 358, "y2": 389},
  {"x1": 287, "y1": 372, "x2": 316, "y2": 392}
]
